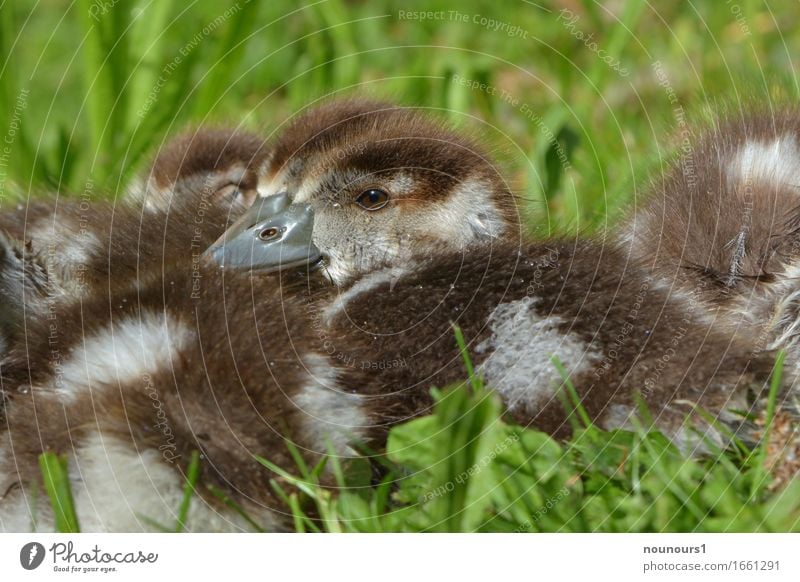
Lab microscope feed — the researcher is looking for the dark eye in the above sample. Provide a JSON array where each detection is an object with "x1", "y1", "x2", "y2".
[{"x1": 355, "y1": 188, "x2": 390, "y2": 210}]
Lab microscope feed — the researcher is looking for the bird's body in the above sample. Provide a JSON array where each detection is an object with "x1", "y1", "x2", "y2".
[
  {"x1": 0, "y1": 99, "x2": 518, "y2": 531},
  {"x1": 621, "y1": 108, "x2": 800, "y2": 359},
  {"x1": 328, "y1": 239, "x2": 776, "y2": 443},
  {"x1": 0, "y1": 128, "x2": 269, "y2": 356},
  {"x1": 1, "y1": 235, "x2": 778, "y2": 531},
  {"x1": 0, "y1": 100, "x2": 792, "y2": 532},
  {"x1": 620, "y1": 106, "x2": 800, "y2": 480}
]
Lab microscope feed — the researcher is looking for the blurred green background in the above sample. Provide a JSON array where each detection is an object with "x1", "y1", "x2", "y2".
[{"x1": 0, "y1": 0, "x2": 797, "y2": 235}]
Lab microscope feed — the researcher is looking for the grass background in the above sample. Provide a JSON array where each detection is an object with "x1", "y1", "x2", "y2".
[{"x1": 3, "y1": 0, "x2": 800, "y2": 531}]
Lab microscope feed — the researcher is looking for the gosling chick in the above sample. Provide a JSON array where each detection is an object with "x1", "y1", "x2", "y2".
[
  {"x1": 618, "y1": 106, "x2": 800, "y2": 476},
  {"x1": 619, "y1": 107, "x2": 800, "y2": 357},
  {"x1": 0, "y1": 99, "x2": 517, "y2": 531},
  {"x1": 0, "y1": 127, "x2": 270, "y2": 358},
  {"x1": 1, "y1": 100, "x2": 781, "y2": 532}
]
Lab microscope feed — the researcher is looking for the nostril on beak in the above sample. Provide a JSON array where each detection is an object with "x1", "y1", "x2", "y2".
[{"x1": 258, "y1": 227, "x2": 281, "y2": 242}]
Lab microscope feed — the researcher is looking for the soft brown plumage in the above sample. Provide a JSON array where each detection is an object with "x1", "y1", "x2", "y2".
[{"x1": 0, "y1": 100, "x2": 792, "y2": 532}]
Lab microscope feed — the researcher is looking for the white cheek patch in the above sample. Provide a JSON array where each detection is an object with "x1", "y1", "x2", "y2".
[
  {"x1": 475, "y1": 296, "x2": 603, "y2": 414},
  {"x1": 43, "y1": 312, "x2": 193, "y2": 404},
  {"x1": 728, "y1": 136, "x2": 800, "y2": 191},
  {"x1": 291, "y1": 353, "x2": 368, "y2": 458},
  {"x1": 318, "y1": 254, "x2": 352, "y2": 288},
  {"x1": 422, "y1": 178, "x2": 506, "y2": 246}
]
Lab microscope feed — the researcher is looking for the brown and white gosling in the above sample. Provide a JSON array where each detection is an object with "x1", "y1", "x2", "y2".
[
  {"x1": 0, "y1": 126, "x2": 270, "y2": 360},
  {"x1": 0, "y1": 100, "x2": 782, "y2": 532},
  {"x1": 0, "y1": 99, "x2": 518, "y2": 531},
  {"x1": 618, "y1": 106, "x2": 800, "y2": 479}
]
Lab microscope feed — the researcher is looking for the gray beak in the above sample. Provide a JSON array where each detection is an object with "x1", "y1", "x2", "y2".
[{"x1": 204, "y1": 192, "x2": 322, "y2": 273}]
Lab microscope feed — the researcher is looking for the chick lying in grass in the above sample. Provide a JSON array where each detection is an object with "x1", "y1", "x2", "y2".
[
  {"x1": 0, "y1": 127, "x2": 270, "y2": 359},
  {"x1": 0, "y1": 100, "x2": 795, "y2": 532},
  {"x1": 0, "y1": 99, "x2": 521, "y2": 531},
  {"x1": 620, "y1": 106, "x2": 800, "y2": 478}
]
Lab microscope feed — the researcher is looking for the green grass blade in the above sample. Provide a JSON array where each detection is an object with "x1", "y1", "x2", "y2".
[
  {"x1": 39, "y1": 452, "x2": 80, "y2": 533},
  {"x1": 268, "y1": 479, "x2": 321, "y2": 533},
  {"x1": 175, "y1": 450, "x2": 201, "y2": 532},
  {"x1": 256, "y1": 455, "x2": 317, "y2": 497},
  {"x1": 190, "y1": 2, "x2": 261, "y2": 120},
  {"x1": 551, "y1": 354, "x2": 593, "y2": 429},
  {"x1": 452, "y1": 324, "x2": 480, "y2": 392},
  {"x1": 749, "y1": 350, "x2": 786, "y2": 498},
  {"x1": 125, "y1": 1, "x2": 175, "y2": 132},
  {"x1": 206, "y1": 485, "x2": 265, "y2": 532},
  {"x1": 77, "y1": 0, "x2": 115, "y2": 180}
]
